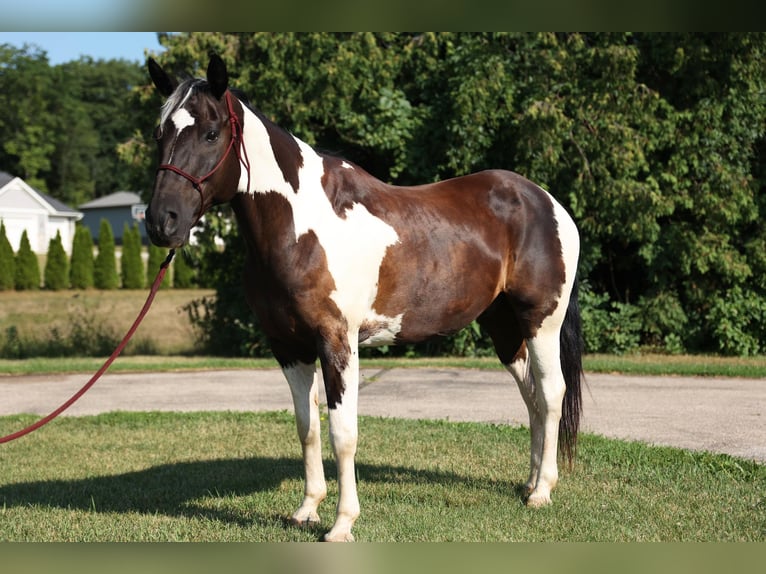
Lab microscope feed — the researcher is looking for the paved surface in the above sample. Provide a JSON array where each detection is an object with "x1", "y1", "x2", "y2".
[{"x1": 0, "y1": 368, "x2": 763, "y2": 463}]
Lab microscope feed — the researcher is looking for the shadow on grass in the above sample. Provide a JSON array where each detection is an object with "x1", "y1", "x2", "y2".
[{"x1": 0, "y1": 456, "x2": 525, "y2": 539}]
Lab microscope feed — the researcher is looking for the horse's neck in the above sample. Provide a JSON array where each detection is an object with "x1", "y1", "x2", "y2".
[
  {"x1": 232, "y1": 102, "x2": 324, "y2": 264},
  {"x1": 237, "y1": 103, "x2": 320, "y2": 196}
]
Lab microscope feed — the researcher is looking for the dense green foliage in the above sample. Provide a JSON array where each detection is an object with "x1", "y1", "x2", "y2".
[
  {"x1": 0, "y1": 222, "x2": 15, "y2": 290},
  {"x1": 148, "y1": 33, "x2": 766, "y2": 357},
  {"x1": 93, "y1": 219, "x2": 118, "y2": 290},
  {"x1": 13, "y1": 231, "x2": 40, "y2": 290},
  {"x1": 120, "y1": 223, "x2": 144, "y2": 289},
  {"x1": 171, "y1": 248, "x2": 196, "y2": 288},
  {"x1": 69, "y1": 225, "x2": 94, "y2": 289},
  {"x1": 2, "y1": 33, "x2": 766, "y2": 356},
  {"x1": 0, "y1": 44, "x2": 156, "y2": 204},
  {"x1": 43, "y1": 231, "x2": 69, "y2": 290},
  {"x1": 147, "y1": 242, "x2": 171, "y2": 289}
]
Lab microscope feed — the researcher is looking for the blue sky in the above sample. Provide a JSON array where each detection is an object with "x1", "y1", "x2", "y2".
[{"x1": 0, "y1": 32, "x2": 164, "y2": 65}]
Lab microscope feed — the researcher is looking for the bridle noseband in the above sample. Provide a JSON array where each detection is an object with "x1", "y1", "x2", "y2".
[{"x1": 156, "y1": 90, "x2": 251, "y2": 217}]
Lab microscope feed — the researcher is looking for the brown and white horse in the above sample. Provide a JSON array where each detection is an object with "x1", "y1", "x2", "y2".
[{"x1": 146, "y1": 55, "x2": 584, "y2": 541}]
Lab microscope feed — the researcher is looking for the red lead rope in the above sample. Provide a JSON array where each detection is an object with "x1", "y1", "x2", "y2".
[{"x1": 0, "y1": 249, "x2": 176, "y2": 444}]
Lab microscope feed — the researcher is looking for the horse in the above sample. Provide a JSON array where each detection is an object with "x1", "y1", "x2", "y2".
[{"x1": 145, "y1": 55, "x2": 584, "y2": 542}]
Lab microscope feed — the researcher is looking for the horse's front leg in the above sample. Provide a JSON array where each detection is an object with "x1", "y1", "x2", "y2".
[
  {"x1": 284, "y1": 362, "x2": 327, "y2": 526},
  {"x1": 318, "y1": 330, "x2": 361, "y2": 542}
]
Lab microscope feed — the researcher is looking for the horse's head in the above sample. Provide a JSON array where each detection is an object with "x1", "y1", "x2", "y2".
[{"x1": 145, "y1": 55, "x2": 244, "y2": 248}]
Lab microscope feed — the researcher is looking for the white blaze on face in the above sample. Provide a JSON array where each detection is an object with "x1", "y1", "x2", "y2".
[
  {"x1": 165, "y1": 108, "x2": 196, "y2": 165},
  {"x1": 171, "y1": 107, "x2": 195, "y2": 132},
  {"x1": 239, "y1": 109, "x2": 402, "y2": 336}
]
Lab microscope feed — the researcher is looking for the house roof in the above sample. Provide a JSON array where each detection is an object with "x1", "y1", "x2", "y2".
[
  {"x1": 39, "y1": 191, "x2": 81, "y2": 214},
  {"x1": 0, "y1": 171, "x2": 13, "y2": 188},
  {"x1": 0, "y1": 170, "x2": 81, "y2": 216},
  {"x1": 79, "y1": 191, "x2": 143, "y2": 210}
]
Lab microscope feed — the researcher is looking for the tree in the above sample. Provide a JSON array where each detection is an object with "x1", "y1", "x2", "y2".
[
  {"x1": 120, "y1": 223, "x2": 144, "y2": 289},
  {"x1": 14, "y1": 230, "x2": 40, "y2": 290},
  {"x1": 50, "y1": 58, "x2": 154, "y2": 206},
  {"x1": 172, "y1": 248, "x2": 196, "y2": 288},
  {"x1": 43, "y1": 230, "x2": 69, "y2": 290},
  {"x1": 0, "y1": 221, "x2": 15, "y2": 290},
  {"x1": 94, "y1": 219, "x2": 118, "y2": 289},
  {"x1": 55, "y1": 33, "x2": 766, "y2": 355},
  {"x1": 0, "y1": 44, "x2": 55, "y2": 191},
  {"x1": 146, "y1": 241, "x2": 171, "y2": 289},
  {"x1": 69, "y1": 224, "x2": 94, "y2": 289}
]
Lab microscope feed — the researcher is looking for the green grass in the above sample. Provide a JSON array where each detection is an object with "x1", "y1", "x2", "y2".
[
  {"x1": 0, "y1": 411, "x2": 763, "y2": 541},
  {"x1": 1, "y1": 353, "x2": 765, "y2": 378}
]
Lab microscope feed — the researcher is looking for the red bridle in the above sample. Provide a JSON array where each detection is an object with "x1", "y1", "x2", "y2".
[{"x1": 156, "y1": 90, "x2": 251, "y2": 215}]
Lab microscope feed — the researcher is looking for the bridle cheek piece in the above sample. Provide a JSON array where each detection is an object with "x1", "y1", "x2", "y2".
[{"x1": 156, "y1": 90, "x2": 251, "y2": 219}]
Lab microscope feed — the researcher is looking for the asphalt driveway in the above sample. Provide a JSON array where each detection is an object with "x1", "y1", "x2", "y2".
[{"x1": 0, "y1": 368, "x2": 763, "y2": 462}]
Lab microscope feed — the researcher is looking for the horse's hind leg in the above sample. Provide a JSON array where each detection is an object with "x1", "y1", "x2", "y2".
[
  {"x1": 283, "y1": 361, "x2": 328, "y2": 526},
  {"x1": 479, "y1": 295, "x2": 566, "y2": 505},
  {"x1": 524, "y1": 327, "x2": 566, "y2": 506},
  {"x1": 478, "y1": 299, "x2": 543, "y2": 497}
]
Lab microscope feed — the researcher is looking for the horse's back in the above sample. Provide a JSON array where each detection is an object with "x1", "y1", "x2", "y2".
[{"x1": 343, "y1": 167, "x2": 575, "y2": 344}]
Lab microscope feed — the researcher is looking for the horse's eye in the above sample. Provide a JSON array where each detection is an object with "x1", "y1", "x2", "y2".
[{"x1": 206, "y1": 130, "x2": 219, "y2": 142}]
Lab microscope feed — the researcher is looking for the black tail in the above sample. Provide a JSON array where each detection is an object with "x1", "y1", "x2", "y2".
[{"x1": 558, "y1": 276, "x2": 584, "y2": 467}]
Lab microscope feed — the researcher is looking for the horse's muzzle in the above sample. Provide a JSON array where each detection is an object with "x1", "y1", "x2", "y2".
[{"x1": 145, "y1": 207, "x2": 189, "y2": 248}]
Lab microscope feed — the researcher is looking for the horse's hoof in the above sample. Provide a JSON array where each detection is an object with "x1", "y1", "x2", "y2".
[
  {"x1": 288, "y1": 514, "x2": 321, "y2": 528},
  {"x1": 526, "y1": 491, "x2": 552, "y2": 508},
  {"x1": 322, "y1": 531, "x2": 355, "y2": 542}
]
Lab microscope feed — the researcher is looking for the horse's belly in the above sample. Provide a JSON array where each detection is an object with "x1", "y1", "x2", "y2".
[{"x1": 358, "y1": 313, "x2": 404, "y2": 347}]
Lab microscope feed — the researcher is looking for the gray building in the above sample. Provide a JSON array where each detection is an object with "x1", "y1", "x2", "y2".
[{"x1": 78, "y1": 191, "x2": 147, "y2": 245}]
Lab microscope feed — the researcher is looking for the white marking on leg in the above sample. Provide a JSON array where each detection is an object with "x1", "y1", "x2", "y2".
[
  {"x1": 505, "y1": 356, "x2": 543, "y2": 493},
  {"x1": 526, "y1": 335, "x2": 564, "y2": 506},
  {"x1": 511, "y1": 189, "x2": 579, "y2": 507},
  {"x1": 284, "y1": 362, "x2": 327, "y2": 525},
  {"x1": 323, "y1": 332, "x2": 361, "y2": 542}
]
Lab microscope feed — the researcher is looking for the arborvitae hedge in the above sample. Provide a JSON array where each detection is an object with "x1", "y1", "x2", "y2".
[
  {"x1": 147, "y1": 241, "x2": 171, "y2": 289},
  {"x1": 70, "y1": 224, "x2": 94, "y2": 289},
  {"x1": 0, "y1": 221, "x2": 15, "y2": 290},
  {"x1": 94, "y1": 219, "x2": 119, "y2": 290},
  {"x1": 121, "y1": 223, "x2": 144, "y2": 289},
  {"x1": 172, "y1": 249, "x2": 195, "y2": 288},
  {"x1": 14, "y1": 230, "x2": 40, "y2": 290},
  {"x1": 44, "y1": 230, "x2": 69, "y2": 290}
]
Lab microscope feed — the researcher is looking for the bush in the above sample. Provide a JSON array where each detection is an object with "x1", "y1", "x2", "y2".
[
  {"x1": 14, "y1": 230, "x2": 40, "y2": 290},
  {"x1": 0, "y1": 312, "x2": 121, "y2": 359},
  {"x1": 70, "y1": 224, "x2": 94, "y2": 289},
  {"x1": 44, "y1": 231, "x2": 69, "y2": 290},
  {"x1": 147, "y1": 242, "x2": 171, "y2": 289},
  {"x1": 121, "y1": 223, "x2": 144, "y2": 289},
  {"x1": 579, "y1": 285, "x2": 642, "y2": 354},
  {"x1": 0, "y1": 221, "x2": 14, "y2": 290},
  {"x1": 172, "y1": 248, "x2": 196, "y2": 288},
  {"x1": 94, "y1": 219, "x2": 119, "y2": 289},
  {"x1": 706, "y1": 285, "x2": 766, "y2": 356}
]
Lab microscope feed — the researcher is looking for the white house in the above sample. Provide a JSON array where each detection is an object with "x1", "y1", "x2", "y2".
[{"x1": 0, "y1": 171, "x2": 83, "y2": 254}]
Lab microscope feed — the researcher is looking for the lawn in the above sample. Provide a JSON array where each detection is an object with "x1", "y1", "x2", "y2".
[
  {"x1": 0, "y1": 289, "x2": 214, "y2": 357},
  {"x1": 0, "y1": 410, "x2": 763, "y2": 542}
]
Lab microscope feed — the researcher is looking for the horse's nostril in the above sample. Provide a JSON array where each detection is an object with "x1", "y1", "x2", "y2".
[{"x1": 162, "y1": 210, "x2": 178, "y2": 235}]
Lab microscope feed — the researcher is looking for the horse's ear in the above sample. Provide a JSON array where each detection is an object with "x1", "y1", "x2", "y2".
[
  {"x1": 148, "y1": 58, "x2": 177, "y2": 98},
  {"x1": 207, "y1": 53, "x2": 228, "y2": 100}
]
